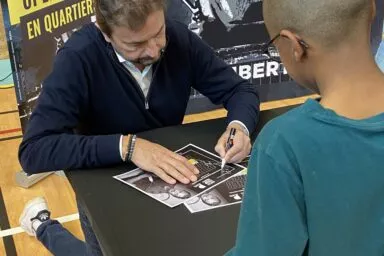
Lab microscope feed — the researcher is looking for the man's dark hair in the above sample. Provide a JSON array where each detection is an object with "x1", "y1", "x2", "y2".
[{"x1": 94, "y1": 0, "x2": 166, "y2": 36}]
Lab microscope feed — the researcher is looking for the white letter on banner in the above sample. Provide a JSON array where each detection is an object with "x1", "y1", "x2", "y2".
[
  {"x1": 253, "y1": 62, "x2": 265, "y2": 79},
  {"x1": 239, "y1": 65, "x2": 252, "y2": 80},
  {"x1": 266, "y1": 61, "x2": 279, "y2": 77}
]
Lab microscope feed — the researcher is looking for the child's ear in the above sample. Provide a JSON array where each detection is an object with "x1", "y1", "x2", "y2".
[{"x1": 280, "y1": 29, "x2": 305, "y2": 63}]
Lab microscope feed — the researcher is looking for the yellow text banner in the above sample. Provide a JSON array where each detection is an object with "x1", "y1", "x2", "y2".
[{"x1": 8, "y1": 0, "x2": 63, "y2": 25}]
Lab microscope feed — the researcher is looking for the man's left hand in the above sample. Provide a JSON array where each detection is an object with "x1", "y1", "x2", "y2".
[{"x1": 215, "y1": 123, "x2": 251, "y2": 164}]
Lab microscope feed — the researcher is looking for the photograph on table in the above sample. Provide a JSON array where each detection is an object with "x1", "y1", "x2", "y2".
[
  {"x1": 115, "y1": 169, "x2": 197, "y2": 208},
  {"x1": 185, "y1": 169, "x2": 247, "y2": 213},
  {"x1": 114, "y1": 144, "x2": 244, "y2": 208}
]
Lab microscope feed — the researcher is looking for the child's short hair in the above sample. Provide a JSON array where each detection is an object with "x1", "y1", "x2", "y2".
[{"x1": 263, "y1": 0, "x2": 373, "y2": 48}]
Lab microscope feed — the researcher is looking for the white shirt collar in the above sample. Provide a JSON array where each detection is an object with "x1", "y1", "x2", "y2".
[
  {"x1": 114, "y1": 50, "x2": 152, "y2": 75},
  {"x1": 115, "y1": 50, "x2": 127, "y2": 63}
]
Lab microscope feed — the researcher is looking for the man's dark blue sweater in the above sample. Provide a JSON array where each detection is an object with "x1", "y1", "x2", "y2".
[{"x1": 19, "y1": 20, "x2": 260, "y2": 174}]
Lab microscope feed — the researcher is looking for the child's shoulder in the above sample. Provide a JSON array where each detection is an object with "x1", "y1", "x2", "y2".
[
  {"x1": 255, "y1": 101, "x2": 318, "y2": 151},
  {"x1": 251, "y1": 104, "x2": 313, "y2": 171},
  {"x1": 259, "y1": 103, "x2": 309, "y2": 138}
]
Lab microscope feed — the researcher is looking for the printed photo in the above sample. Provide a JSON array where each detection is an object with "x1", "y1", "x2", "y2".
[
  {"x1": 114, "y1": 144, "x2": 244, "y2": 207},
  {"x1": 185, "y1": 169, "x2": 247, "y2": 213}
]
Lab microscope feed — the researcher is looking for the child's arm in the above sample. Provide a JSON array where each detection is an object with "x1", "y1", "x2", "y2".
[{"x1": 228, "y1": 146, "x2": 308, "y2": 256}]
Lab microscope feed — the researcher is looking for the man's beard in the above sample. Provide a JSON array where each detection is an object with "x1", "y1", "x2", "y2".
[
  {"x1": 133, "y1": 57, "x2": 158, "y2": 66},
  {"x1": 131, "y1": 48, "x2": 165, "y2": 66}
]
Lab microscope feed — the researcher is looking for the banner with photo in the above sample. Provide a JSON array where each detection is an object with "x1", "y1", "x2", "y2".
[
  {"x1": 1, "y1": 0, "x2": 311, "y2": 133},
  {"x1": 167, "y1": 0, "x2": 312, "y2": 113},
  {"x1": 1, "y1": 0, "x2": 94, "y2": 132}
]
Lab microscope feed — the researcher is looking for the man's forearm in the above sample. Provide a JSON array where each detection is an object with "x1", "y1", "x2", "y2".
[
  {"x1": 225, "y1": 89, "x2": 260, "y2": 135},
  {"x1": 19, "y1": 133, "x2": 122, "y2": 174}
]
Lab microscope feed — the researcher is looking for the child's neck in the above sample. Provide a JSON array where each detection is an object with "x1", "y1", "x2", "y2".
[{"x1": 316, "y1": 45, "x2": 384, "y2": 120}]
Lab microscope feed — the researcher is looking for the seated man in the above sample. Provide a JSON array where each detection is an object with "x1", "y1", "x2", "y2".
[
  {"x1": 228, "y1": 0, "x2": 384, "y2": 255},
  {"x1": 18, "y1": 0, "x2": 259, "y2": 255}
]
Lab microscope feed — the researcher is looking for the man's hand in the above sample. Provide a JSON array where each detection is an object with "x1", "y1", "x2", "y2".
[
  {"x1": 130, "y1": 138, "x2": 199, "y2": 185},
  {"x1": 215, "y1": 123, "x2": 251, "y2": 164}
]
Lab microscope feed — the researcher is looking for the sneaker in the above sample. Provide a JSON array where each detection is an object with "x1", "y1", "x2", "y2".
[{"x1": 19, "y1": 197, "x2": 51, "y2": 236}]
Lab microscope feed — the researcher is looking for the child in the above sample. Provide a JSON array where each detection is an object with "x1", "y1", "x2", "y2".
[{"x1": 227, "y1": 0, "x2": 384, "y2": 255}]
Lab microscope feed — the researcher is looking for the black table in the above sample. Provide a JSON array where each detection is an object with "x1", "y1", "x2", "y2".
[{"x1": 67, "y1": 104, "x2": 299, "y2": 256}]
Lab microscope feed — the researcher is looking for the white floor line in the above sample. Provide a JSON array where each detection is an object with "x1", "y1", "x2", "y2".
[{"x1": 0, "y1": 213, "x2": 79, "y2": 238}]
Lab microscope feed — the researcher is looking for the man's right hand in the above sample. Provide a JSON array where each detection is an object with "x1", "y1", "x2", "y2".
[{"x1": 130, "y1": 138, "x2": 199, "y2": 185}]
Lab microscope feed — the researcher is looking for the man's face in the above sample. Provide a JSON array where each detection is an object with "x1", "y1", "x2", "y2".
[
  {"x1": 104, "y1": 10, "x2": 167, "y2": 66},
  {"x1": 169, "y1": 188, "x2": 191, "y2": 199},
  {"x1": 201, "y1": 193, "x2": 221, "y2": 206}
]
